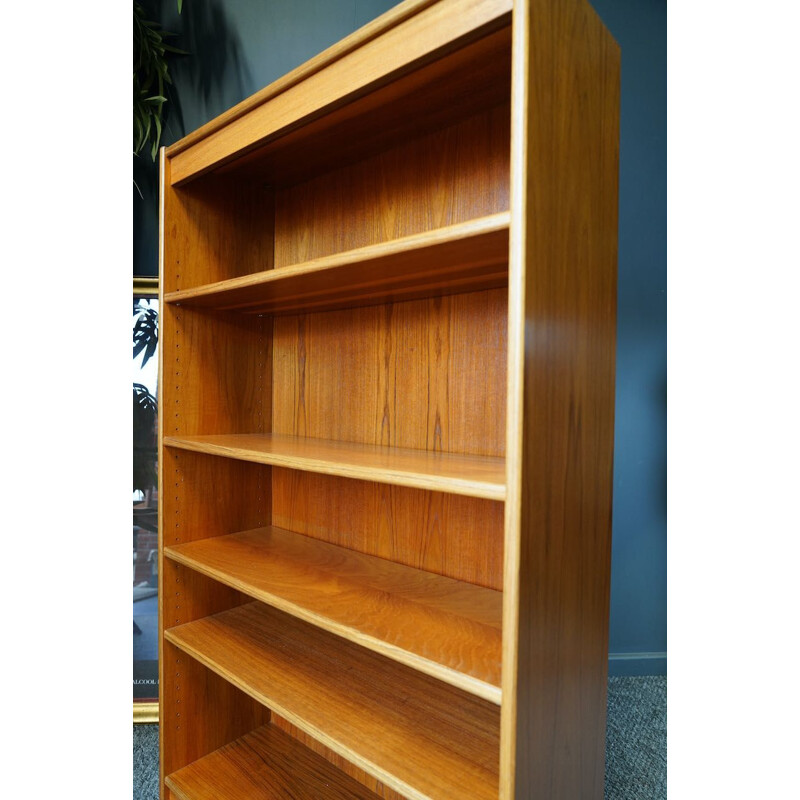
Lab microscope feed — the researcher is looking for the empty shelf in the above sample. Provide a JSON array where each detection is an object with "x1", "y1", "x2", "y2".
[
  {"x1": 164, "y1": 214, "x2": 509, "y2": 315},
  {"x1": 165, "y1": 723, "x2": 381, "y2": 800},
  {"x1": 165, "y1": 602, "x2": 500, "y2": 800},
  {"x1": 163, "y1": 433, "x2": 506, "y2": 500},
  {"x1": 165, "y1": 526, "x2": 502, "y2": 702}
]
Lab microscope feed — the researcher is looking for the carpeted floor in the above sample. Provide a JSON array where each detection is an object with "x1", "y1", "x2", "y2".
[{"x1": 134, "y1": 675, "x2": 666, "y2": 799}]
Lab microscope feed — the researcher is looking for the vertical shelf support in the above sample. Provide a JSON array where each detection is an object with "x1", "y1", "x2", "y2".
[{"x1": 501, "y1": 0, "x2": 620, "y2": 798}]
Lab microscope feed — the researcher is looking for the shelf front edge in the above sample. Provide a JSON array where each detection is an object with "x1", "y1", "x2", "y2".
[{"x1": 163, "y1": 435, "x2": 507, "y2": 501}]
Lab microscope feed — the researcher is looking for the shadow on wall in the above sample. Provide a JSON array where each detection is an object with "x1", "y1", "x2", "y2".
[
  {"x1": 167, "y1": 0, "x2": 252, "y2": 126},
  {"x1": 134, "y1": 0, "x2": 250, "y2": 276}
]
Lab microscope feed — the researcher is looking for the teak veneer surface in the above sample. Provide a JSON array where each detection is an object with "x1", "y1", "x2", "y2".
[
  {"x1": 159, "y1": 0, "x2": 620, "y2": 797},
  {"x1": 271, "y1": 469, "x2": 505, "y2": 590},
  {"x1": 271, "y1": 288, "x2": 507, "y2": 458},
  {"x1": 166, "y1": 0, "x2": 512, "y2": 184},
  {"x1": 165, "y1": 526, "x2": 502, "y2": 701},
  {"x1": 273, "y1": 105, "x2": 510, "y2": 267},
  {"x1": 160, "y1": 304, "x2": 270, "y2": 437},
  {"x1": 164, "y1": 213, "x2": 509, "y2": 315},
  {"x1": 159, "y1": 640, "x2": 270, "y2": 797},
  {"x1": 500, "y1": 0, "x2": 620, "y2": 797},
  {"x1": 167, "y1": 0, "x2": 505, "y2": 156},
  {"x1": 165, "y1": 602, "x2": 500, "y2": 800},
  {"x1": 165, "y1": 723, "x2": 381, "y2": 800},
  {"x1": 270, "y1": 717, "x2": 408, "y2": 800},
  {"x1": 161, "y1": 164, "x2": 275, "y2": 292},
  {"x1": 213, "y1": 26, "x2": 511, "y2": 187},
  {"x1": 164, "y1": 433, "x2": 506, "y2": 500}
]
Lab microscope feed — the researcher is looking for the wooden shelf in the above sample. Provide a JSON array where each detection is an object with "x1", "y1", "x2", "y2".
[
  {"x1": 164, "y1": 433, "x2": 506, "y2": 501},
  {"x1": 165, "y1": 602, "x2": 500, "y2": 800},
  {"x1": 158, "y1": 0, "x2": 620, "y2": 795},
  {"x1": 164, "y1": 213, "x2": 509, "y2": 315},
  {"x1": 166, "y1": 723, "x2": 382, "y2": 800},
  {"x1": 165, "y1": 526, "x2": 502, "y2": 703}
]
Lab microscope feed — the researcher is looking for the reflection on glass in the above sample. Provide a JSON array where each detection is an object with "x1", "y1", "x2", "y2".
[{"x1": 133, "y1": 295, "x2": 159, "y2": 702}]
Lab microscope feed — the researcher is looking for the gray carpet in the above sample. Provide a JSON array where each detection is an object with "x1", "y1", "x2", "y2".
[{"x1": 134, "y1": 675, "x2": 666, "y2": 799}]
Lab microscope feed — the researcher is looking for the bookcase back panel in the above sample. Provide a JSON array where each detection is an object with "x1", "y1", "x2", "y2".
[
  {"x1": 271, "y1": 468, "x2": 504, "y2": 591},
  {"x1": 162, "y1": 305, "x2": 271, "y2": 437},
  {"x1": 273, "y1": 104, "x2": 510, "y2": 267},
  {"x1": 162, "y1": 168, "x2": 274, "y2": 291},
  {"x1": 271, "y1": 288, "x2": 507, "y2": 457}
]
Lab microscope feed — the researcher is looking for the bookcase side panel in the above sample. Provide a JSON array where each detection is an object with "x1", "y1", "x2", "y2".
[
  {"x1": 500, "y1": 0, "x2": 621, "y2": 797},
  {"x1": 160, "y1": 641, "x2": 270, "y2": 799},
  {"x1": 162, "y1": 164, "x2": 274, "y2": 291},
  {"x1": 159, "y1": 157, "x2": 275, "y2": 798},
  {"x1": 162, "y1": 449, "x2": 272, "y2": 544},
  {"x1": 158, "y1": 454, "x2": 273, "y2": 796},
  {"x1": 161, "y1": 303, "x2": 271, "y2": 437}
]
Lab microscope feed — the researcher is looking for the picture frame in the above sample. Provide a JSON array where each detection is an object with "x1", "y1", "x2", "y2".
[{"x1": 133, "y1": 277, "x2": 159, "y2": 723}]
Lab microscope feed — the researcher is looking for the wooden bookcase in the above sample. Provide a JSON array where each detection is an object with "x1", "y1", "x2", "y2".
[{"x1": 157, "y1": 0, "x2": 619, "y2": 798}]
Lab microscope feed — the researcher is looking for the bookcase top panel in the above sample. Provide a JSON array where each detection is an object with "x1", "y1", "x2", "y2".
[{"x1": 165, "y1": 0, "x2": 512, "y2": 186}]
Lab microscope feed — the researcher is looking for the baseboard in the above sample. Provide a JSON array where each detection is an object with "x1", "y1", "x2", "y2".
[{"x1": 608, "y1": 651, "x2": 667, "y2": 677}]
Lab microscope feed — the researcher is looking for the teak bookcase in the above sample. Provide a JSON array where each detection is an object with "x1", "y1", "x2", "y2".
[{"x1": 157, "y1": 0, "x2": 619, "y2": 797}]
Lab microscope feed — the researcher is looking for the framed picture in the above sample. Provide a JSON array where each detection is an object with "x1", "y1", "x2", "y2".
[{"x1": 133, "y1": 277, "x2": 159, "y2": 722}]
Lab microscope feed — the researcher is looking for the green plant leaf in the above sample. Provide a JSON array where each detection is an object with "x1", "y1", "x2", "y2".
[
  {"x1": 151, "y1": 115, "x2": 162, "y2": 161},
  {"x1": 133, "y1": 1, "x2": 187, "y2": 160}
]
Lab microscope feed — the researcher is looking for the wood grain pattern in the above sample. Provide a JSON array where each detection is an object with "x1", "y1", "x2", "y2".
[
  {"x1": 158, "y1": 0, "x2": 620, "y2": 795},
  {"x1": 164, "y1": 213, "x2": 509, "y2": 315},
  {"x1": 161, "y1": 304, "x2": 270, "y2": 437},
  {"x1": 213, "y1": 26, "x2": 511, "y2": 187},
  {"x1": 166, "y1": 723, "x2": 382, "y2": 800},
  {"x1": 271, "y1": 717, "x2": 408, "y2": 800},
  {"x1": 500, "y1": 0, "x2": 620, "y2": 797},
  {"x1": 162, "y1": 163, "x2": 274, "y2": 292},
  {"x1": 167, "y1": 0, "x2": 511, "y2": 184},
  {"x1": 160, "y1": 640, "x2": 270, "y2": 798},
  {"x1": 272, "y1": 289, "x2": 508, "y2": 457},
  {"x1": 166, "y1": 0, "x2": 477, "y2": 156},
  {"x1": 160, "y1": 449, "x2": 272, "y2": 545},
  {"x1": 273, "y1": 105, "x2": 509, "y2": 267},
  {"x1": 165, "y1": 526, "x2": 502, "y2": 701},
  {"x1": 160, "y1": 155, "x2": 273, "y2": 799},
  {"x1": 159, "y1": 449, "x2": 272, "y2": 794},
  {"x1": 272, "y1": 469, "x2": 505, "y2": 590},
  {"x1": 166, "y1": 603, "x2": 500, "y2": 800},
  {"x1": 158, "y1": 149, "x2": 271, "y2": 800},
  {"x1": 164, "y1": 433, "x2": 506, "y2": 500}
]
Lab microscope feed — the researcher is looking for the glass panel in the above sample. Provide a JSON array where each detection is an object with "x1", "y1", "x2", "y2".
[{"x1": 133, "y1": 294, "x2": 159, "y2": 702}]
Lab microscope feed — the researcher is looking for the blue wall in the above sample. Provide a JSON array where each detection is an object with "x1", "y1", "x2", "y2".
[
  {"x1": 590, "y1": 0, "x2": 667, "y2": 675},
  {"x1": 134, "y1": 0, "x2": 667, "y2": 675}
]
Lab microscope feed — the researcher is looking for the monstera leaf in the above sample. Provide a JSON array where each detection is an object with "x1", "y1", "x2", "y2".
[
  {"x1": 133, "y1": 302, "x2": 159, "y2": 367},
  {"x1": 133, "y1": 298, "x2": 159, "y2": 495},
  {"x1": 134, "y1": 382, "x2": 158, "y2": 493}
]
